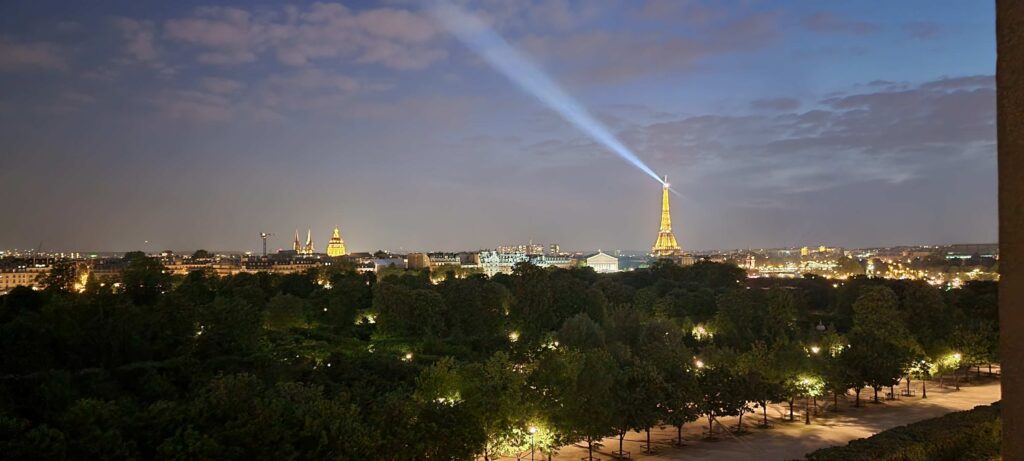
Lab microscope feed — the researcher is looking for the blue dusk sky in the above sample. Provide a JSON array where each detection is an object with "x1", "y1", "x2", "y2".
[{"x1": 0, "y1": 1, "x2": 996, "y2": 253}]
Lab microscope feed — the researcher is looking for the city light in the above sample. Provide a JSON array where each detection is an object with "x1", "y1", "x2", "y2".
[{"x1": 692, "y1": 324, "x2": 713, "y2": 341}]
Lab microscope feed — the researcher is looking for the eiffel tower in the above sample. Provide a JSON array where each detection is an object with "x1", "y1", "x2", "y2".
[{"x1": 651, "y1": 176, "x2": 682, "y2": 257}]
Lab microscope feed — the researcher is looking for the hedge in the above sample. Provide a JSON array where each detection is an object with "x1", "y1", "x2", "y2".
[{"x1": 802, "y1": 402, "x2": 1001, "y2": 461}]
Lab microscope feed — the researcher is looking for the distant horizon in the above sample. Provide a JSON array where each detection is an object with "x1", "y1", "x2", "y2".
[{"x1": 1, "y1": 240, "x2": 999, "y2": 258}]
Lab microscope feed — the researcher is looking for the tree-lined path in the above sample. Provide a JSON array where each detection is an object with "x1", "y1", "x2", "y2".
[{"x1": 552, "y1": 377, "x2": 1000, "y2": 461}]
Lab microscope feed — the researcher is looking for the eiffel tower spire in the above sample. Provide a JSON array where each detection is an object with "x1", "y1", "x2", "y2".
[{"x1": 652, "y1": 176, "x2": 681, "y2": 257}]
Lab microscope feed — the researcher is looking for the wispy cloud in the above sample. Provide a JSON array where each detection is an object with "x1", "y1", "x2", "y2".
[
  {"x1": 624, "y1": 75, "x2": 994, "y2": 194},
  {"x1": 0, "y1": 37, "x2": 66, "y2": 71},
  {"x1": 802, "y1": 12, "x2": 878, "y2": 35},
  {"x1": 112, "y1": 17, "x2": 160, "y2": 62},
  {"x1": 164, "y1": 4, "x2": 446, "y2": 70},
  {"x1": 751, "y1": 97, "x2": 801, "y2": 112},
  {"x1": 518, "y1": 9, "x2": 781, "y2": 84},
  {"x1": 904, "y1": 22, "x2": 943, "y2": 40}
]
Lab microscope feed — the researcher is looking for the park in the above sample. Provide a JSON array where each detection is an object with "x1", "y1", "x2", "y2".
[{"x1": 552, "y1": 371, "x2": 1000, "y2": 460}]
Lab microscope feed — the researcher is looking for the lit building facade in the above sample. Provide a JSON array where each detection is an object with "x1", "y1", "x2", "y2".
[
  {"x1": 478, "y1": 251, "x2": 575, "y2": 277},
  {"x1": 497, "y1": 243, "x2": 546, "y2": 255},
  {"x1": 326, "y1": 227, "x2": 346, "y2": 257},
  {"x1": 480, "y1": 251, "x2": 528, "y2": 277},
  {"x1": 406, "y1": 253, "x2": 430, "y2": 270},
  {"x1": 0, "y1": 265, "x2": 48, "y2": 293},
  {"x1": 585, "y1": 251, "x2": 619, "y2": 273}
]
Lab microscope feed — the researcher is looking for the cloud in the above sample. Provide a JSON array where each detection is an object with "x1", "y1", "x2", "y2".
[
  {"x1": 751, "y1": 97, "x2": 800, "y2": 111},
  {"x1": 29, "y1": 90, "x2": 98, "y2": 115},
  {"x1": 198, "y1": 50, "x2": 257, "y2": 65},
  {"x1": 151, "y1": 68, "x2": 394, "y2": 123},
  {"x1": 55, "y1": 21, "x2": 82, "y2": 33},
  {"x1": 519, "y1": 9, "x2": 780, "y2": 84},
  {"x1": 82, "y1": 66, "x2": 119, "y2": 81},
  {"x1": 112, "y1": 17, "x2": 160, "y2": 62},
  {"x1": 622, "y1": 75, "x2": 995, "y2": 195},
  {"x1": 164, "y1": 6, "x2": 256, "y2": 50},
  {"x1": 919, "y1": 74, "x2": 993, "y2": 90},
  {"x1": 164, "y1": 3, "x2": 445, "y2": 70},
  {"x1": 200, "y1": 77, "x2": 245, "y2": 94},
  {"x1": 904, "y1": 22, "x2": 943, "y2": 40},
  {"x1": 61, "y1": 91, "x2": 96, "y2": 105},
  {"x1": 802, "y1": 12, "x2": 878, "y2": 35},
  {"x1": 636, "y1": 0, "x2": 728, "y2": 24},
  {"x1": 152, "y1": 89, "x2": 235, "y2": 123},
  {"x1": 0, "y1": 37, "x2": 66, "y2": 71},
  {"x1": 450, "y1": 0, "x2": 606, "y2": 33},
  {"x1": 357, "y1": 8, "x2": 438, "y2": 42}
]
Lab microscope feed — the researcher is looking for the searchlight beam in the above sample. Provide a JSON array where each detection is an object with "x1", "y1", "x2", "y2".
[{"x1": 431, "y1": 2, "x2": 666, "y2": 186}]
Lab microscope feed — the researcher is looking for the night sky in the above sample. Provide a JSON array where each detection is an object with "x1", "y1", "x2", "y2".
[{"x1": 0, "y1": 1, "x2": 996, "y2": 253}]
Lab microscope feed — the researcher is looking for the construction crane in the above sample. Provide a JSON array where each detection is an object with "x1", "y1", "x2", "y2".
[{"x1": 260, "y1": 232, "x2": 273, "y2": 257}]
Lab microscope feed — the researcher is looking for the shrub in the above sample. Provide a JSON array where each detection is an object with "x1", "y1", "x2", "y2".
[{"x1": 803, "y1": 402, "x2": 1001, "y2": 461}]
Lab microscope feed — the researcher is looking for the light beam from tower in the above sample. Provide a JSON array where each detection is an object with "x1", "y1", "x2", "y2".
[{"x1": 431, "y1": 2, "x2": 665, "y2": 186}]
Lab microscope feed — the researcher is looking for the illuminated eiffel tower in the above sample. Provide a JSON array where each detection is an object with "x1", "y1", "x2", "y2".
[{"x1": 651, "y1": 176, "x2": 682, "y2": 257}]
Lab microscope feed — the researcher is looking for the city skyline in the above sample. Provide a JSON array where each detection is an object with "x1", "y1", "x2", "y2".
[{"x1": 0, "y1": 1, "x2": 997, "y2": 252}]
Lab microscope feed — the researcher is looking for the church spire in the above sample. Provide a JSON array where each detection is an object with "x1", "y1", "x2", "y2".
[
  {"x1": 303, "y1": 229, "x2": 315, "y2": 254},
  {"x1": 652, "y1": 176, "x2": 682, "y2": 257},
  {"x1": 293, "y1": 229, "x2": 301, "y2": 252}
]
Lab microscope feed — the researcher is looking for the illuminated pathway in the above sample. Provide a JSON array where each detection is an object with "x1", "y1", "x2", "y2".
[{"x1": 551, "y1": 377, "x2": 1001, "y2": 461}]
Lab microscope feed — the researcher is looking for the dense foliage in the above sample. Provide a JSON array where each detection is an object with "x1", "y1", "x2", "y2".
[
  {"x1": 0, "y1": 257, "x2": 999, "y2": 460},
  {"x1": 803, "y1": 402, "x2": 1001, "y2": 461}
]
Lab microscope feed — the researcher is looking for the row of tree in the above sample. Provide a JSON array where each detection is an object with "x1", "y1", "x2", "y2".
[{"x1": 0, "y1": 256, "x2": 999, "y2": 460}]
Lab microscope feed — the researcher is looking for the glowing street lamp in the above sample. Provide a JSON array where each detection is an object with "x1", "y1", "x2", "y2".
[
  {"x1": 951, "y1": 352, "x2": 963, "y2": 391},
  {"x1": 694, "y1": 359, "x2": 705, "y2": 369},
  {"x1": 810, "y1": 345, "x2": 821, "y2": 354},
  {"x1": 796, "y1": 376, "x2": 824, "y2": 425},
  {"x1": 692, "y1": 324, "x2": 713, "y2": 341}
]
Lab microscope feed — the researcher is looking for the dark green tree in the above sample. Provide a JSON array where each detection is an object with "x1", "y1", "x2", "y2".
[
  {"x1": 39, "y1": 262, "x2": 80, "y2": 293},
  {"x1": 121, "y1": 255, "x2": 170, "y2": 305}
]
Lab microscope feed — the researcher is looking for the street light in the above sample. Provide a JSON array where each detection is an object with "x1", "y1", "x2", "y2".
[
  {"x1": 529, "y1": 426, "x2": 538, "y2": 461},
  {"x1": 810, "y1": 345, "x2": 821, "y2": 354},
  {"x1": 806, "y1": 393, "x2": 812, "y2": 425},
  {"x1": 800, "y1": 378, "x2": 813, "y2": 424}
]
